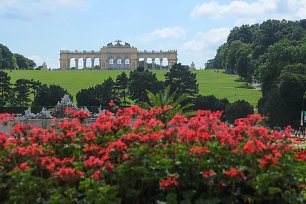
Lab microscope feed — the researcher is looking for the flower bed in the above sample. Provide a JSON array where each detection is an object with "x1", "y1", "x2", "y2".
[{"x1": 0, "y1": 106, "x2": 305, "y2": 203}]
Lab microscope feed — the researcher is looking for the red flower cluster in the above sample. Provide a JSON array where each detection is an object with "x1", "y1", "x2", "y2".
[
  {"x1": 0, "y1": 105, "x2": 304, "y2": 203},
  {"x1": 0, "y1": 113, "x2": 15, "y2": 125},
  {"x1": 202, "y1": 170, "x2": 216, "y2": 179},
  {"x1": 160, "y1": 177, "x2": 179, "y2": 190},
  {"x1": 73, "y1": 109, "x2": 90, "y2": 121},
  {"x1": 224, "y1": 168, "x2": 245, "y2": 179}
]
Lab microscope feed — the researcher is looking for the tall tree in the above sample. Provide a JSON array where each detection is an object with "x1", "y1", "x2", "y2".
[
  {"x1": 14, "y1": 79, "x2": 31, "y2": 107},
  {"x1": 34, "y1": 84, "x2": 70, "y2": 106},
  {"x1": 0, "y1": 70, "x2": 12, "y2": 106},
  {"x1": 115, "y1": 72, "x2": 129, "y2": 105},
  {"x1": 165, "y1": 63, "x2": 199, "y2": 98},
  {"x1": 0, "y1": 44, "x2": 13, "y2": 70},
  {"x1": 95, "y1": 77, "x2": 118, "y2": 106},
  {"x1": 129, "y1": 70, "x2": 163, "y2": 103},
  {"x1": 76, "y1": 87, "x2": 98, "y2": 106}
]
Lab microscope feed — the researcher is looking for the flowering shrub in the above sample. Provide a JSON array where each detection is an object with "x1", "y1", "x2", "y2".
[{"x1": 0, "y1": 108, "x2": 305, "y2": 203}]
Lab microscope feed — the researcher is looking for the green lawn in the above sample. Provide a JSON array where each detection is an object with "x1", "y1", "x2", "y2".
[{"x1": 6, "y1": 69, "x2": 261, "y2": 106}]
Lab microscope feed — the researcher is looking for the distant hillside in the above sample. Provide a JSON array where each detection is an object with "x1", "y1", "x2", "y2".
[
  {"x1": 6, "y1": 70, "x2": 261, "y2": 106},
  {"x1": 0, "y1": 44, "x2": 36, "y2": 70}
]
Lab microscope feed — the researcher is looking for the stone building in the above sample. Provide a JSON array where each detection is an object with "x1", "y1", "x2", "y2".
[{"x1": 59, "y1": 40, "x2": 178, "y2": 70}]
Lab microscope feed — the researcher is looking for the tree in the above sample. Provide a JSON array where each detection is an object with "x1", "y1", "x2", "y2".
[
  {"x1": 14, "y1": 79, "x2": 31, "y2": 106},
  {"x1": 76, "y1": 87, "x2": 99, "y2": 106},
  {"x1": 0, "y1": 44, "x2": 13, "y2": 70},
  {"x1": 29, "y1": 79, "x2": 43, "y2": 100},
  {"x1": 224, "y1": 100, "x2": 254, "y2": 123},
  {"x1": 115, "y1": 72, "x2": 129, "y2": 105},
  {"x1": 235, "y1": 44, "x2": 254, "y2": 84},
  {"x1": 34, "y1": 84, "x2": 70, "y2": 106},
  {"x1": 129, "y1": 71, "x2": 163, "y2": 103},
  {"x1": 165, "y1": 63, "x2": 199, "y2": 98},
  {"x1": 14, "y1": 53, "x2": 36, "y2": 70},
  {"x1": 0, "y1": 70, "x2": 12, "y2": 106},
  {"x1": 193, "y1": 95, "x2": 229, "y2": 112},
  {"x1": 95, "y1": 77, "x2": 118, "y2": 106}
]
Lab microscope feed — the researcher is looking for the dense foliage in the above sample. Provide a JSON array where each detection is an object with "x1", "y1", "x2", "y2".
[
  {"x1": 0, "y1": 44, "x2": 36, "y2": 70},
  {"x1": 0, "y1": 106, "x2": 305, "y2": 203},
  {"x1": 206, "y1": 19, "x2": 306, "y2": 127},
  {"x1": 165, "y1": 63, "x2": 199, "y2": 98},
  {"x1": 0, "y1": 71, "x2": 71, "y2": 107},
  {"x1": 193, "y1": 95, "x2": 254, "y2": 123}
]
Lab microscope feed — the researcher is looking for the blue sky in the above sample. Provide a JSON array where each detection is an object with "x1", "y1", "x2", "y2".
[{"x1": 1, "y1": 0, "x2": 305, "y2": 69}]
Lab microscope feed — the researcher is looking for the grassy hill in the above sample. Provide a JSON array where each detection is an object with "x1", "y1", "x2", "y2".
[{"x1": 6, "y1": 69, "x2": 261, "y2": 106}]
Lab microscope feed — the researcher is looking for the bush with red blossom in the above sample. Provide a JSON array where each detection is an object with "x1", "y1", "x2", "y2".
[{"x1": 0, "y1": 106, "x2": 305, "y2": 203}]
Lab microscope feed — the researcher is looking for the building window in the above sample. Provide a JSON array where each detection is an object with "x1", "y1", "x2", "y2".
[
  {"x1": 109, "y1": 59, "x2": 113, "y2": 64},
  {"x1": 117, "y1": 59, "x2": 122, "y2": 64},
  {"x1": 125, "y1": 59, "x2": 130, "y2": 64}
]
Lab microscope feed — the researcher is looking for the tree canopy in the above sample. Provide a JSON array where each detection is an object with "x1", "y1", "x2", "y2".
[{"x1": 0, "y1": 44, "x2": 36, "y2": 70}]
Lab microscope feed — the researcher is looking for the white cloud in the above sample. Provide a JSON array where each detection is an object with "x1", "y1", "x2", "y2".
[
  {"x1": 29, "y1": 55, "x2": 44, "y2": 67},
  {"x1": 191, "y1": 0, "x2": 278, "y2": 19},
  {"x1": 190, "y1": 0, "x2": 306, "y2": 22},
  {"x1": 287, "y1": 0, "x2": 306, "y2": 18},
  {"x1": 182, "y1": 27, "x2": 230, "y2": 53},
  {"x1": 181, "y1": 27, "x2": 230, "y2": 68},
  {"x1": 29, "y1": 55, "x2": 58, "y2": 69},
  {"x1": 142, "y1": 26, "x2": 186, "y2": 42},
  {"x1": 0, "y1": 0, "x2": 91, "y2": 19}
]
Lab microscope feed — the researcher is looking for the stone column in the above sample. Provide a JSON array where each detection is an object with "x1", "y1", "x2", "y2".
[
  {"x1": 75, "y1": 58, "x2": 78, "y2": 69},
  {"x1": 91, "y1": 58, "x2": 95, "y2": 69},
  {"x1": 83, "y1": 58, "x2": 86, "y2": 69},
  {"x1": 160, "y1": 58, "x2": 163, "y2": 70},
  {"x1": 67, "y1": 59, "x2": 70, "y2": 69},
  {"x1": 152, "y1": 58, "x2": 155, "y2": 70},
  {"x1": 144, "y1": 58, "x2": 147, "y2": 70}
]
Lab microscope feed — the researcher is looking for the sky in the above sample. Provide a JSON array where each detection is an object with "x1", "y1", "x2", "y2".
[{"x1": 1, "y1": 0, "x2": 306, "y2": 69}]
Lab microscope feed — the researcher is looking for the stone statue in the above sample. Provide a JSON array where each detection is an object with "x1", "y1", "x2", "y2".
[
  {"x1": 42, "y1": 62, "x2": 48, "y2": 70},
  {"x1": 24, "y1": 107, "x2": 36, "y2": 119},
  {"x1": 36, "y1": 107, "x2": 52, "y2": 119},
  {"x1": 51, "y1": 94, "x2": 77, "y2": 117},
  {"x1": 190, "y1": 62, "x2": 196, "y2": 70}
]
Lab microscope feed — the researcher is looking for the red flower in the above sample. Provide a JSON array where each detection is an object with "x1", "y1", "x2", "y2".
[
  {"x1": 0, "y1": 113, "x2": 14, "y2": 125},
  {"x1": 294, "y1": 150, "x2": 306, "y2": 161},
  {"x1": 160, "y1": 177, "x2": 179, "y2": 190},
  {"x1": 109, "y1": 100, "x2": 114, "y2": 107},
  {"x1": 259, "y1": 155, "x2": 279, "y2": 168},
  {"x1": 13, "y1": 162, "x2": 31, "y2": 171},
  {"x1": 202, "y1": 170, "x2": 216, "y2": 179},
  {"x1": 189, "y1": 145, "x2": 210, "y2": 156},
  {"x1": 224, "y1": 168, "x2": 245, "y2": 179},
  {"x1": 64, "y1": 107, "x2": 75, "y2": 117},
  {"x1": 91, "y1": 170, "x2": 103, "y2": 180},
  {"x1": 73, "y1": 109, "x2": 90, "y2": 121},
  {"x1": 55, "y1": 167, "x2": 84, "y2": 180}
]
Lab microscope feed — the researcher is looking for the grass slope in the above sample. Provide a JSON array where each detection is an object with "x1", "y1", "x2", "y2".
[{"x1": 6, "y1": 69, "x2": 261, "y2": 106}]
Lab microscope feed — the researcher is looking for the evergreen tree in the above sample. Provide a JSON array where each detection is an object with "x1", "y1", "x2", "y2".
[
  {"x1": 0, "y1": 70, "x2": 12, "y2": 106},
  {"x1": 115, "y1": 72, "x2": 129, "y2": 105},
  {"x1": 34, "y1": 84, "x2": 70, "y2": 106},
  {"x1": 95, "y1": 77, "x2": 118, "y2": 106},
  {"x1": 128, "y1": 70, "x2": 163, "y2": 103},
  {"x1": 76, "y1": 87, "x2": 98, "y2": 106},
  {"x1": 165, "y1": 63, "x2": 199, "y2": 98},
  {"x1": 14, "y1": 79, "x2": 31, "y2": 107}
]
